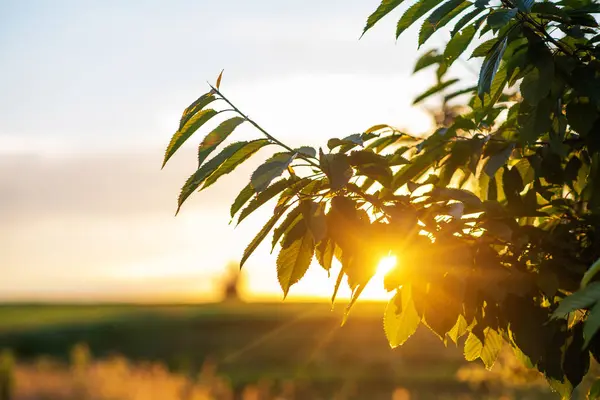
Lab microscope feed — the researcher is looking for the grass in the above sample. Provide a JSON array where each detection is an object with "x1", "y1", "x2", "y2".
[{"x1": 0, "y1": 301, "x2": 554, "y2": 399}]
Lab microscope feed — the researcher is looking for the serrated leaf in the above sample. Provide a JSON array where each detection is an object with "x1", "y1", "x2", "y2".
[
  {"x1": 271, "y1": 205, "x2": 303, "y2": 252},
  {"x1": 295, "y1": 146, "x2": 317, "y2": 158},
  {"x1": 414, "y1": 50, "x2": 443, "y2": 73},
  {"x1": 240, "y1": 205, "x2": 290, "y2": 268},
  {"x1": 202, "y1": 139, "x2": 271, "y2": 190},
  {"x1": 251, "y1": 153, "x2": 295, "y2": 193},
  {"x1": 477, "y1": 36, "x2": 507, "y2": 98},
  {"x1": 444, "y1": 24, "x2": 479, "y2": 68},
  {"x1": 319, "y1": 150, "x2": 353, "y2": 191},
  {"x1": 487, "y1": 8, "x2": 518, "y2": 31},
  {"x1": 396, "y1": 0, "x2": 445, "y2": 39},
  {"x1": 305, "y1": 202, "x2": 327, "y2": 243},
  {"x1": 163, "y1": 108, "x2": 218, "y2": 168},
  {"x1": 520, "y1": 64, "x2": 554, "y2": 105},
  {"x1": 413, "y1": 79, "x2": 460, "y2": 104},
  {"x1": 451, "y1": 8, "x2": 485, "y2": 36},
  {"x1": 178, "y1": 92, "x2": 217, "y2": 131},
  {"x1": 419, "y1": 0, "x2": 472, "y2": 47},
  {"x1": 316, "y1": 238, "x2": 335, "y2": 272},
  {"x1": 198, "y1": 117, "x2": 246, "y2": 168},
  {"x1": 470, "y1": 38, "x2": 497, "y2": 58},
  {"x1": 484, "y1": 145, "x2": 513, "y2": 177},
  {"x1": 238, "y1": 178, "x2": 295, "y2": 225},
  {"x1": 447, "y1": 315, "x2": 469, "y2": 344},
  {"x1": 384, "y1": 286, "x2": 421, "y2": 348},
  {"x1": 362, "y1": 0, "x2": 405, "y2": 36},
  {"x1": 230, "y1": 183, "x2": 254, "y2": 219},
  {"x1": 552, "y1": 282, "x2": 600, "y2": 318},
  {"x1": 277, "y1": 223, "x2": 315, "y2": 297},
  {"x1": 480, "y1": 328, "x2": 503, "y2": 369},
  {"x1": 464, "y1": 332, "x2": 483, "y2": 361},
  {"x1": 177, "y1": 141, "x2": 248, "y2": 214}
]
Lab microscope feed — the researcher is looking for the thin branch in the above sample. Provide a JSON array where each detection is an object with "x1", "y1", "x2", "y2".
[{"x1": 209, "y1": 84, "x2": 321, "y2": 169}]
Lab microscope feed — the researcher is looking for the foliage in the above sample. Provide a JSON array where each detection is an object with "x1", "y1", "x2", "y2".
[{"x1": 164, "y1": 0, "x2": 600, "y2": 397}]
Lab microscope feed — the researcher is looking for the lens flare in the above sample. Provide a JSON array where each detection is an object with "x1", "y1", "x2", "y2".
[{"x1": 376, "y1": 255, "x2": 397, "y2": 276}]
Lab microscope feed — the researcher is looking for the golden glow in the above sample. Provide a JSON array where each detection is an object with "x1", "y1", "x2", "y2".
[{"x1": 376, "y1": 255, "x2": 398, "y2": 277}]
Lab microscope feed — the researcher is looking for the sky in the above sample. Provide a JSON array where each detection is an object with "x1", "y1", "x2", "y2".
[{"x1": 0, "y1": 0, "x2": 457, "y2": 302}]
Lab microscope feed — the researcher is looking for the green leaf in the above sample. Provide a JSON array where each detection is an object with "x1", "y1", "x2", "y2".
[
  {"x1": 566, "y1": 101, "x2": 599, "y2": 135},
  {"x1": 295, "y1": 146, "x2": 317, "y2": 158},
  {"x1": 277, "y1": 222, "x2": 315, "y2": 297},
  {"x1": 552, "y1": 282, "x2": 600, "y2": 318},
  {"x1": 202, "y1": 139, "x2": 271, "y2": 190},
  {"x1": 362, "y1": 0, "x2": 405, "y2": 36},
  {"x1": 477, "y1": 36, "x2": 507, "y2": 98},
  {"x1": 484, "y1": 145, "x2": 513, "y2": 177},
  {"x1": 470, "y1": 38, "x2": 497, "y2": 58},
  {"x1": 413, "y1": 79, "x2": 460, "y2": 104},
  {"x1": 414, "y1": 50, "x2": 443, "y2": 73},
  {"x1": 384, "y1": 286, "x2": 421, "y2": 348},
  {"x1": 520, "y1": 64, "x2": 554, "y2": 106},
  {"x1": 480, "y1": 328, "x2": 503, "y2": 369},
  {"x1": 319, "y1": 150, "x2": 353, "y2": 191},
  {"x1": 487, "y1": 8, "x2": 518, "y2": 32},
  {"x1": 230, "y1": 183, "x2": 254, "y2": 219},
  {"x1": 240, "y1": 205, "x2": 290, "y2": 268},
  {"x1": 251, "y1": 153, "x2": 295, "y2": 193},
  {"x1": 464, "y1": 332, "x2": 483, "y2": 361},
  {"x1": 451, "y1": 8, "x2": 485, "y2": 36},
  {"x1": 238, "y1": 178, "x2": 295, "y2": 225},
  {"x1": 198, "y1": 117, "x2": 246, "y2": 168},
  {"x1": 444, "y1": 24, "x2": 479, "y2": 68},
  {"x1": 315, "y1": 238, "x2": 335, "y2": 272},
  {"x1": 163, "y1": 108, "x2": 218, "y2": 168},
  {"x1": 516, "y1": 0, "x2": 534, "y2": 12},
  {"x1": 584, "y1": 301, "x2": 600, "y2": 348},
  {"x1": 419, "y1": 0, "x2": 472, "y2": 47},
  {"x1": 179, "y1": 92, "x2": 217, "y2": 131},
  {"x1": 304, "y1": 202, "x2": 327, "y2": 243},
  {"x1": 396, "y1": 0, "x2": 445, "y2": 39},
  {"x1": 581, "y1": 258, "x2": 600, "y2": 289},
  {"x1": 271, "y1": 204, "x2": 303, "y2": 251},
  {"x1": 177, "y1": 141, "x2": 248, "y2": 214},
  {"x1": 588, "y1": 379, "x2": 600, "y2": 399}
]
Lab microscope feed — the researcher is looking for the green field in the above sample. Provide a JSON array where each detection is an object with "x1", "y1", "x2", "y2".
[{"x1": 0, "y1": 302, "x2": 552, "y2": 399}]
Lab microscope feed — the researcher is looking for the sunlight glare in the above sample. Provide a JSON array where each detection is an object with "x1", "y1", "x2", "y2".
[{"x1": 376, "y1": 255, "x2": 398, "y2": 277}]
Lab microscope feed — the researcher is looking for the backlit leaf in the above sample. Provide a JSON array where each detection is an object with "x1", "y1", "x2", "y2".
[
  {"x1": 198, "y1": 117, "x2": 246, "y2": 168},
  {"x1": 277, "y1": 222, "x2": 315, "y2": 297},
  {"x1": 413, "y1": 79, "x2": 459, "y2": 104},
  {"x1": 230, "y1": 183, "x2": 254, "y2": 219},
  {"x1": 251, "y1": 153, "x2": 295, "y2": 193},
  {"x1": 238, "y1": 178, "x2": 295, "y2": 225},
  {"x1": 241, "y1": 205, "x2": 290, "y2": 268},
  {"x1": 396, "y1": 0, "x2": 444, "y2": 39},
  {"x1": 419, "y1": 0, "x2": 472, "y2": 47},
  {"x1": 451, "y1": 8, "x2": 485, "y2": 36},
  {"x1": 480, "y1": 328, "x2": 503, "y2": 369},
  {"x1": 384, "y1": 286, "x2": 421, "y2": 348},
  {"x1": 464, "y1": 332, "x2": 483, "y2": 361},
  {"x1": 477, "y1": 36, "x2": 507, "y2": 98},
  {"x1": 202, "y1": 139, "x2": 271, "y2": 190},
  {"x1": 271, "y1": 204, "x2": 303, "y2": 251},
  {"x1": 363, "y1": 0, "x2": 405, "y2": 36},
  {"x1": 444, "y1": 24, "x2": 479, "y2": 68},
  {"x1": 552, "y1": 282, "x2": 600, "y2": 318},
  {"x1": 319, "y1": 150, "x2": 353, "y2": 191},
  {"x1": 177, "y1": 141, "x2": 248, "y2": 214},
  {"x1": 414, "y1": 50, "x2": 443, "y2": 73},
  {"x1": 163, "y1": 108, "x2": 218, "y2": 168}
]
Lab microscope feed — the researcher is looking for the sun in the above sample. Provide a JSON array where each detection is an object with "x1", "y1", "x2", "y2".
[{"x1": 376, "y1": 255, "x2": 398, "y2": 276}]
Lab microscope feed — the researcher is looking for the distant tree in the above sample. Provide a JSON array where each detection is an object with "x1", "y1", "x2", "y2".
[
  {"x1": 163, "y1": 1, "x2": 600, "y2": 397},
  {"x1": 221, "y1": 261, "x2": 242, "y2": 302}
]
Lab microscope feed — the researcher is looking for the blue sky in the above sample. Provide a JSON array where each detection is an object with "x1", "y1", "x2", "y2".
[{"x1": 0, "y1": 0, "x2": 452, "y2": 301}]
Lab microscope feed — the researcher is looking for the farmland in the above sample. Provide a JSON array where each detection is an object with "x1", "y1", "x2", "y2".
[{"x1": 0, "y1": 301, "x2": 553, "y2": 399}]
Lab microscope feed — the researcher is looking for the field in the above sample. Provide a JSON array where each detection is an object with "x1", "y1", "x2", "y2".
[{"x1": 0, "y1": 301, "x2": 554, "y2": 399}]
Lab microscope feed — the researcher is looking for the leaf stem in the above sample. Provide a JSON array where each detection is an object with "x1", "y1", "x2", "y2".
[{"x1": 209, "y1": 84, "x2": 321, "y2": 169}]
